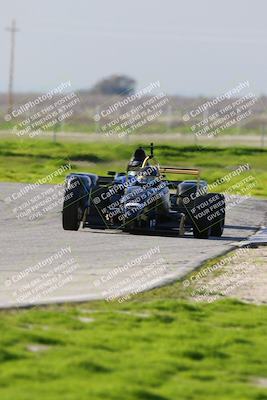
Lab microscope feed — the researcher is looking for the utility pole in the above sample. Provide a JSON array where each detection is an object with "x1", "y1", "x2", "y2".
[
  {"x1": 6, "y1": 19, "x2": 19, "y2": 114},
  {"x1": 166, "y1": 103, "x2": 172, "y2": 133},
  {"x1": 261, "y1": 124, "x2": 265, "y2": 149}
]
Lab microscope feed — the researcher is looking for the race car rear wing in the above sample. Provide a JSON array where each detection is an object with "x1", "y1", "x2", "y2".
[{"x1": 159, "y1": 167, "x2": 200, "y2": 178}]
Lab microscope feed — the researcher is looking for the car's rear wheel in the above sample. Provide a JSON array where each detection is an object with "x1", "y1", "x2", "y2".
[
  {"x1": 191, "y1": 193, "x2": 225, "y2": 239},
  {"x1": 210, "y1": 217, "x2": 225, "y2": 237},
  {"x1": 210, "y1": 194, "x2": 225, "y2": 237},
  {"x1": 187, "y1": 195, "x2": 211, "y2": 239},
  {"x1": 193, "y1": 223, "x2": 211, "y2": 239}
]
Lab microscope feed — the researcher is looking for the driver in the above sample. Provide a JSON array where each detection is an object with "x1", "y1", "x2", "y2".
[{"x1": 136, "y1": 166, "x2": 160, "y2": 186}]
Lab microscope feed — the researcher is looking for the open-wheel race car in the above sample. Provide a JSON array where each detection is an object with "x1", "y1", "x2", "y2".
[{"x1": 62, "y1": 144, "x2": 225, "y2": 238}]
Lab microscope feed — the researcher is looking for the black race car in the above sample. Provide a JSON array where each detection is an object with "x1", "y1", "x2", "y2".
[{"x1": 62, "y1": 144, "x2": 225, "y2": 238}]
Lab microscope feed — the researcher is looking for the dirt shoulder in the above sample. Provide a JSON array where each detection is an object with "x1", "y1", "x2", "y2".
[{"x1": 187, "y1": 246, "x2": 267, "y2": 305}]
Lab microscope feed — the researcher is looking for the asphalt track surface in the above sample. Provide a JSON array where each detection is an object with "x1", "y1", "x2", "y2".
[{"x1": 0, "y1": 182, "x2": 266, "y2": 308}]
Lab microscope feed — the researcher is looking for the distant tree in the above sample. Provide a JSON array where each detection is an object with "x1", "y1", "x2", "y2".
[{"x1": 91, "y1": 75, "x2": 136, "y2": 96}]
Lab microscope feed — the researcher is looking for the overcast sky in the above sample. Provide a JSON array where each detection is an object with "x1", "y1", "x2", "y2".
[{"x1": 1, "y1": 0, "x2": 267, "y2": 96}]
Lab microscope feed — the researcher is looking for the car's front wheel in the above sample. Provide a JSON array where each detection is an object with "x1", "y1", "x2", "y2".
[{"x1": 62, "y1": 201, "x2": 82, "y2": 231}]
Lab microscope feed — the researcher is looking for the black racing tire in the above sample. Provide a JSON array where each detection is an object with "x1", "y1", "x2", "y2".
[
  {"x1": 193, "y1": 222, "x2": 210, "y2": 239},
  {"x1": 210, "y1": 193, "x2": 225, "y2": 237},
  {"x1": 121, "y1": 218, "x2": 137, "y2": 233},
  {"x1": 210, "y1": 216, "x2": 225, "y2": 237},
  {"x1": 62, "y1": 201, "x2": 82, "y2": 231},
  {"x1": 191, "y1": 193, "x2": 225, "y2": 239},
  {"x1": 62, "y1": 179, "x2": 84, "y2": 231},
  {"x1": 185, "y1": 195, "x2": 211, "y2": 239},
  {"x1": 62, "y1": 175, "x2": 92, "y2": 231}
]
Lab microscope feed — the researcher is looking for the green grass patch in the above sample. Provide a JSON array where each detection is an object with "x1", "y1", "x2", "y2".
[
  {"x1": 1, "y1": 284, "x2": 267, "y2": 399},
  {"x1": 1, "y1": 249, "x2": 267, "y2": 399},
  {"x1": 0, "y1": 140, "x2": 267, "y2": 196}
]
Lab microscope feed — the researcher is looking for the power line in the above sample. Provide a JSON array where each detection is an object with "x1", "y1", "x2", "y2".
[{"x1": 5, "y1": 19, "x2": 19, "y2": 113}]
